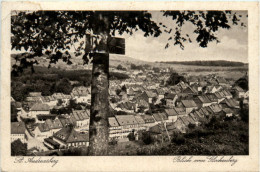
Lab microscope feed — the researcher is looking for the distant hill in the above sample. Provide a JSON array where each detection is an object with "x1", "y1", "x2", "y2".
[
  {"x1": 11, "y1": 53, "x2": 150, "y2": 69},
  {"x1": 109, "y1": 54, "x2": 152, "y2": 67},
  {"x1": 156, "y1": 60, "x2": 247, "y2": 67}
]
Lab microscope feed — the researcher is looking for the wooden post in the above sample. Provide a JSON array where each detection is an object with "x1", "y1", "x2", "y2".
[
  {"x1": 89, "y1": 53, "x2": 110, "y2": 155},
  {"x1": 87, "y1": 12, "x2": 125, "y2": 155},
  {"x1": 88, "y1": 12, "x2": 110, "y2": 156}
]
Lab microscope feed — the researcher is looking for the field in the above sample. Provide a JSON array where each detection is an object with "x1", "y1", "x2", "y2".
[{"x1": 109, "y1": 54, "x2": 248, "y2": 80}]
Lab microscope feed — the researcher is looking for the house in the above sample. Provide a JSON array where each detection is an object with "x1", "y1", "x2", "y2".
[
  {"x1": 148, "y1": 123, "x2": 176, "y2": 140},
  {"x1": 177, "y1": 81, "x2": 189, "y2": 90},
  {"x1": 209, "y1": 104, "x2": 223, "y2": 114},
  {"x1": 180, "y1": 87, "x2": 196, "y2": 98},
  {"x1": 205, "y1": 85, "x2": 219, "y2": 93},
  {"x1": 72, "y1": 86, "x2": 91, "y2": 104},
  {"x1": 164, "y1": 93, "x2": 178, "y2": 108},
  {"x1": 204, "y1": 106, "x2": 215, "y2": 115},
  {"x1": 164, "y1": 108, "x2": 178, "y2": 122},
  {"x1": 188, "y1": 77, "x2": 198, "y2": 85},
  {"x1": 25, "y1": 96, "x2": 42, "y2": 103},
  {"x1": 221, "y1": 90, "x2": 233, "y2": 99},
  {"x1": 45, "y1": 118, "x2": 63, "y2": 135},
  {"x1": 135, "y1": 98, "x2": 150, "y2": 113},
  {"x1": 52, "y1": 93, "x2": 72, "y2": 106},
  {"x1": 26, "y1": 92, "x2": 42, "y2": 103},
  {"x1": 244, "y1": 90, "x2": 249, "y2": 99},
  {"x1": 173, "y1": 107, "x2": 186, "y2": 116},
  {"x1": 141, "y1": 114, "x2": 156, "y2": 128},
  {"x1": 173, "y1": 117, "x2": 187, "y2": 133},
  {"x1": 232, "y1": 86, "x2": 245, "y2": 98},
  {"x1": 34, "y1": 122, "x2": 52, "y2": 141},
  {"x1": 115, "y1": 115, "x2": 139, "y2": 139},
  {"x1": 140, "y1": 90, "x2": 157, "y2": 104},
  {"x1": 115, "y1": 102, "x2": 135, "y2": 113},
  {"x1": 134, "y1": 115, "x2": 146, "y2": 131},
  {"x1": 170, "y1": 85, "x2": 182, "y2": 94},
  {"x1": 180, "y1": 100, "x2": 198, "y2": 114},
  {"x1": 216, "y1": 77, "x2": 228, "y2": 86},
  {"x1": 152, "y1": 112, "x2": 168, "y2": 123},
  {"x1": 197, "y1": 95, "x2": 212, "y2": 107},
  {"x1": 189, "y1": 113, "x2": 200, "y2": 126},
  {"x1": 185, "y1": 115, "x2": 196, "y2": 125},
  {"x1": 28, "y1": 92, "x2": 42, "y2": 97},
  {"x1": 119, "y1": 91, "x2": 128, "y2": 102},
  {"x1": 11, "y1": 122, "x2": 26, "y2": 143},
  {"x1": 214, "y1": 92, "x2": 226, "y2": 103},
  {"x1": 59, "y1": 117, "x2": 72, "y2": 128},
  {"x1": 71, "y1": 110, "x2": 90, "y2": 131},
  {"x1": 198, "y1": 107, "x2": 213, "y2": 120},
  {"x1": 156, "y1": 88, "x2": 166, "y2": 99},
  {"x1": 41, "y1": 96, "x2": 57, "y2": 108},
  {"x1": 44, "y1": 137, "x2": 60, "y2": 150},
  {"x1": 206, "y1": 93, "x2": 218, "y2": 104},
  {"x1": 191, "y1": 83, "x2": 202, "y2": 92},
  {"x1": 222, "y1": 108, "x2": 234, "y2": 117},
  {"x1": 109, "y1": 89, "x2": 117, "y2": 98},
  {"x1": 29, "y1": 103, "x2": 50, "y2": 118},
  {"x1": 220, "y1": 98, "x2": 240, "y2": 109},
  {"x1": 53, "y1": 126, "x2": 89, "y2": 148},
  {"x1": 108, "y1": 117, "x2": 122, "y2": 140},
  {"x1": 127, "y1": 87, "x2": 136, "y2": 100}
]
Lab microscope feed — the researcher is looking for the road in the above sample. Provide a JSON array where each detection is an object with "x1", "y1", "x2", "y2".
[{"x1": 25, "y1": 128, "x2": 48, "y2": 152}]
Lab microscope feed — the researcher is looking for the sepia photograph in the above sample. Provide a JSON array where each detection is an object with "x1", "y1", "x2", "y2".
[{"x1": 1, "y1": 1, "x2": 259, "y2": 172}]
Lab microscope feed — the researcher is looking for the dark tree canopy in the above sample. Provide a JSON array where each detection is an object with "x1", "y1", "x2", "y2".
[
  {"x1": 11, "y1": 10, "x2": 243, "y2": 74},
  {"x1": 55, "y1": 78, "x2": 72, "y2": 94},
  {"x1": 166, "y1": 72, "x2": 186, "y2": 86},
  {"x1": 11, "y1": 139, "x2": 27, "y2": 156},
  {"x1": 235, "y1": 75, "x2": 248, "y2": 91},
  {"x1": 11, "y1": 11, "x2": 161, "y2": 75}
]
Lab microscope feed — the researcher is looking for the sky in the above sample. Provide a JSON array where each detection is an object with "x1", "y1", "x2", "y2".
[{"x1": 119, "y1": 11, "x2": 248, "y2": 63}]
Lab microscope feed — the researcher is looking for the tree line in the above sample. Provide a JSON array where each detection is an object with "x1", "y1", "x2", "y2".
[
  {"x1": 157, "y1": 60, "x2": 246, "y2": 67},
  {"x1": 11, "y1": 66, "x2": 129, "y2": 101}
]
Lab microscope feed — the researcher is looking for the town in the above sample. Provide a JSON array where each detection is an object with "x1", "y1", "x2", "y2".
[{"x1": 11, "y1": 63, "x2": 249, "y2": 156}]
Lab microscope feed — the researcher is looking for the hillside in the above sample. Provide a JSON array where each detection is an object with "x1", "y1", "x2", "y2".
[
  {"x1": 156, "y1": 60, "x2": 247, "y2": 67},
  {"x1": 11, "y1": 53, "x2": 150, "y2": 70},
  {"x1": 109, "y1": 54, "x2": 153, "y2": 67}
]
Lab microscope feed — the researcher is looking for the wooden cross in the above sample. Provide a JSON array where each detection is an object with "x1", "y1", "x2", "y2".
[{"x1": 85, "y1": 34, "x2": 125, "y2": 55}]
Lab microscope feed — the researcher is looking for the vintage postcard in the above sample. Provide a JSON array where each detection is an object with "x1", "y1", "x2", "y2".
[{"x1": 1, "y1": 1, "x2": 259, "y2": 171}]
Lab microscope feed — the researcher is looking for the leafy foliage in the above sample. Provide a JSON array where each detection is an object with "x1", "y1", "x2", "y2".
[
  {"x1": 11, "y1": 139, "x2": 27, "y2": 156},
  {"x1": 11, "y1": 103, "x2": 18, "y2": 122},
  {"x1": 127, "y1": 132, "x2": 135, "y2": 141},
  {"x1": 141, "y1": 131, "x2": 154, "y2": 145},
  {"x1": 162, "y1": 11, "x2": 244, "y2": 49},
  {"x1": 11, "y1": 11, "x2": 245, "y2": 74},
  {"x1": 153, "y1": 67, "x2": 160, "y2": 73},
  {"x1": 11, "y1": 66, "x2": 128, "y2": 101},
  {"x1": 157, "y1": 60, "x2": 246, "y2": 67},
  {"x1": 235, "y1": 76, "x2": 248, "y2": 91},
  {"x1": 116, "y1": 64, "x2": 126, "y2": 71},
  {"x1": 137, "y1": 118, "x2": 248, "y2": 155},
  {"x1": 11, "y1": 11, "x2": 161, "y2": 74},
  {"x1": 55, "y1": 78, "x2": 73, "y2": 94},
  {"x1": 166, "y1": 72, "x2": 186, "y2": 86},
  {"x1": 130, "y1": 64, "x2": 144, "y2": 71},
  {"x1": 109, "y1": 72, "x2": 129, "y2": 80}
]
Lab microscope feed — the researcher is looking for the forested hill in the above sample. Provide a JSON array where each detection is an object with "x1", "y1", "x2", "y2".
[{"x1": 156, "y1": 60, "x2": 247, "y2": 67}]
